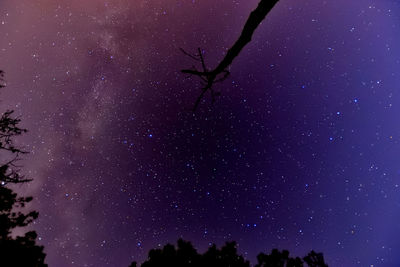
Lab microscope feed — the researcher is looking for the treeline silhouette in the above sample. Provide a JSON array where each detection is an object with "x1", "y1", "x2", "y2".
[{"x1": 129, "y1": 239, "x2": 328, "y2": 267}]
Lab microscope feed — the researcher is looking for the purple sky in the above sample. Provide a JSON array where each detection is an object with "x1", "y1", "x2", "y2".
[{"x1": 1, "y1": 0, "x2": 400, "y2": 266}]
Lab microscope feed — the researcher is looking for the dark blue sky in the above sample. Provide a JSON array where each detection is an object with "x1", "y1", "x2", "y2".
[{"x1": 1, "y1": 0, "x2": 400, "y2": 266}]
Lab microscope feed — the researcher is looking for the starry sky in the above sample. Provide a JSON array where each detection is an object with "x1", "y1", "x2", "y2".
[{"x1": 1, "y1": 0, "x2": 400, "y2": 266}]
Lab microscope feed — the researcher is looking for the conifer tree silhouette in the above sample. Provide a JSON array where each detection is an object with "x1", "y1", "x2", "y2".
[{"x1": 0, "y1": 70, "x2": 47, "y2": 267}]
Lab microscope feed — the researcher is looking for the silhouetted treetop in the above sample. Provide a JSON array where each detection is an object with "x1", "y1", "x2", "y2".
[
  {"x1": 129, "y1": 239, "x2": 328, "y2": 267},
  {"x1": 0, "y1": 70, "x2": 47, "y2": 266},
  {"x1": 134, "y1": 239, "x2": 249, "y2": 267},
  {"x1": 256, "y1": 249, "x2": 304, "y2": 267},
  {"x1": 303, "y1": 251, "x2": 328, "y2": 267}
]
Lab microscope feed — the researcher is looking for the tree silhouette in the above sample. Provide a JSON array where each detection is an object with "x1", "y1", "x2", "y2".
[
  {"x1": 303, "y1": 251, "x2": 328, "y2": 267},
  {"x1": 255, "y1": 249, "x2": 304, "y2": 267},
  {"x1": 131, "y1": 239, "x2": 249, "y2": 267},
  {"x1": 0, "y1": 70, "x2": 47, "y2": 267},
  {"x1": 141, "y1": 239, "x2": 201, "y2": 267},
  {"x1": 181, "y1": 0, "x2": 280, "y2": 110},
  {"x1": 255, "y1": 249, "x2": 328, "y2": 267},
  {"x1": 129, "y1": 239, "x2": 328, "y2": 267}
]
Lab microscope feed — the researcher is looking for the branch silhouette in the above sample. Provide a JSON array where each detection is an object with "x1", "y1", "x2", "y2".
[{"x1": 181, "y1": 0, "x2": 280, "y2": 111}]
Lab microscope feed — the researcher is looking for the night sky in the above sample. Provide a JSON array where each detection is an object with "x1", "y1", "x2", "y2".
[{"x1": 1, "y1": 0, "x2": 400, "y2": 266}]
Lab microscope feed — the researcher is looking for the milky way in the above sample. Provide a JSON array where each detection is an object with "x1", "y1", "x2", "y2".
[{"x1": 1, "y1": 0, "x2": 400, "y2": 266}]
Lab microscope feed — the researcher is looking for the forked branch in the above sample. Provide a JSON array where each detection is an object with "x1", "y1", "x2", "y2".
[{"x1": 181, "y1": 0, "x2": 280, "y2": 111}]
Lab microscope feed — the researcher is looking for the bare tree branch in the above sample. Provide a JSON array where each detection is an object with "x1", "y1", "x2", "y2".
[{"x1": 181, "y1": 0, "x2": 280, "y2": 111}]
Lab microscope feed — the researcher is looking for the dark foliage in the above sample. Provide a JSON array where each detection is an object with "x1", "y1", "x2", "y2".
[
  {"x1": 255, "y1": 249, "x2": 328, "y2": 267},
  {"x1": 129, "y1": 239, "x2": 328, "y2": 267},
  {"x1": 181, "y1": 0, "x2": 280, "y2": 110},
  {"x1": 303, "y1": 251, "x2": 328, "y2": 267},
  {"x1": 0, "y1": 70, "x2": 47, "y2": 267},
  {"x1": 131, "y1": 239, "x2": 249, "y2": 267},
  {"x1": 255, "y1": 249, "x2": 303, "y2": 267}
]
